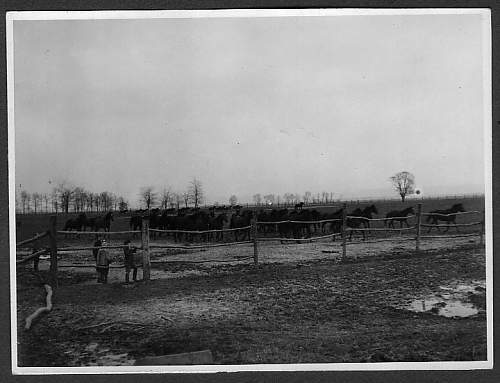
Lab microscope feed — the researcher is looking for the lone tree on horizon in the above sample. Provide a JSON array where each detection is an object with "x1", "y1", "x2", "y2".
[
  {"x1": 390, "y1": 171, "x2": 415, "y2": 203},
  {"x1": 188, "y1": 178, "x2": 204, "y2": 208},
  {"x1": 139, "y1": 186, "x2": 157, "y2": 211}
]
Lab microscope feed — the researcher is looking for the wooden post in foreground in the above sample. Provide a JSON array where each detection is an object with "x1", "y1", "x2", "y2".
[
  {"x1": 252, "y1": 218, "x2": 259, "y2": 265},
  {"x1": 48, "y1": 216, "x2": 58, "y2": 287},
  {"x1": 415, "y1": 203, "x2": 422, "y2": 252},
  {"x1": 341, "y1": 203, "x2": 347, "y2": 261},
  {"x1": 141, "y1": 217, "x2": 151, "y2": 281}
]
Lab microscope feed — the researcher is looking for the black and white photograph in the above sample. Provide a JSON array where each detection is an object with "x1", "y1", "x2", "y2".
[{"x1": 7, "y1": 8, "x2": 492, "y2": 373}]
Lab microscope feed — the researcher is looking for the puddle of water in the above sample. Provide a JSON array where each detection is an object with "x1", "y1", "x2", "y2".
[
  {"x1": 403, "y1": 279, "x2": 485, "y2": 318},
  {"x1": 408, "y1": 298, "x2": 478, "y2": 317}
]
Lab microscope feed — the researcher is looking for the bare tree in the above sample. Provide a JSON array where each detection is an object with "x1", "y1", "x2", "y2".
[
  {"x1": 72, "y1": 187, "x2": 86, "y2": 212},
  {"x1": 117, "y1": 196, "x2": 128, "y2": 212},
  {"x1": 100, "y1": 191, "x2": 114, "y2": 211},
  {"x1": 229, "y1": 195, "x2": 238, "y2": 206},
  {"x1": 55, "y1": 183, "x2": 74, "y2": 214},
  {"x1": 188, "y1": 178, "x2": 204, "y2": 208},
  {"x1": 42, "y1": 193, "x2": 50, "y2": 212},
  {"x1": 390, "y1": 171, "x2": 415, "y2": 203},
  {"x1": 173, "y1": 193, "x2": 183, "y2": 209},
  {"x1": 20, "y1": 190, "x2": 30, "y2": 214},
  {"x1": 182, "y1": 192, "x2": 190, "y2": 208},
  {"x1": 283, "y1": 193, "x2": 294, "y2": 205},
  {"x1": 161, "y1": 188, "x2": 173, "y2": 210},
  {"x1": 253, "y1": 193, "x2": 262, "y2": 206},
  {"x1": 303, "y1": 191, "x2": 312, "y2": 204},
  {"x1": 32, "y1": 193, "x2": 41, "y2": 214},
  {"x1": 139, "y1": 187, "x2": 157, "y2": 211},
  {"x1": 50, "y1": 190, "x2": 59, "y2": 213}
]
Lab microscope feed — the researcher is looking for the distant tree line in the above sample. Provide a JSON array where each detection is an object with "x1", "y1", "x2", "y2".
[
  {"x1": 138, "y1": 178, "x2": 205, "y2": 211},
  {"x1": 16, "y1": 182, "x2": 128, "y2": 215},
  {"x1": 250, "y1": 191, "x2": 336, "y2": 206}
]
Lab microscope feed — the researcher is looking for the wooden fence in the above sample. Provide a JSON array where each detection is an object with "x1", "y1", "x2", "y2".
[{"x1": 16, "y1": 203, "x2": 485, "y2": 287}]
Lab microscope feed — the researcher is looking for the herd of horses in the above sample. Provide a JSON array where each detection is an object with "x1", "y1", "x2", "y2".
[
  {"x1": 63, "y1": 212, "x2": 113, "y2": 233},
  {"x1": 62, "y1": 203, "x2": 467, "y2": 242}
]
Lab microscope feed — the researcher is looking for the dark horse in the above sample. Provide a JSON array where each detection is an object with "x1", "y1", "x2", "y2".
[
  {"x1": 384, "y1": 206, "x2": 415, "y2": 229},
  {"x1": 425, "y1": 203, "x2": 465, "y2": 233},
  {"x1": 230, "y1": 210, "x2": 253, "y2": 241},
  {"x1": 93, "y1": 211, "x2": 114, "y2": 237},
  {"x1": 321, "y1": 208, "x2": 344, "y2": 235},
  {"x1": 208, "y1": 213, "x2": 228, "y2": 241},
  {"x1": 294, "y1": 202, "x2": 304, "y2": 210},
  {"x1": 63, "y1": 213, "x2": 87, "y2": 230},
  {"x1": 63, "y1": 213, "x2": 88, "y2": 237},
  {"x1": 347, "y1": 204, "x2": 378, "y2": 241},
  {"x1": 129, "y1": 215, "x2": 142, "y2": 231}
]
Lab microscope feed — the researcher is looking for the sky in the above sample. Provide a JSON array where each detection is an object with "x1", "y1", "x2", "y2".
[{"x1": 12, "y1": 12, "x2": 488, "y2": 206}]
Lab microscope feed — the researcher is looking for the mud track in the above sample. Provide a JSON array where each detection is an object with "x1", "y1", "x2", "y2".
[{"x1": 17, "y1": 242, "x2": 486, "y2": 366}]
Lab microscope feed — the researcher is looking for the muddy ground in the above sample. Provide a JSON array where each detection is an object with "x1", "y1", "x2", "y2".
[{"x1": 16, "y1": 238, "x2": 487, "y2": 366}]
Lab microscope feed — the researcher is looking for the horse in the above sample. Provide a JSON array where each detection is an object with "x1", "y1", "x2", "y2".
[
  {"x1": 384, "y1": 206, "x2": 415, "y2": 229},
  {"x1": 425, "y1": 203, "x2": 465, "y2": 233},
  {"x1": 321, "y1": 208, "x2": 344, "y2": 235},
  {"x1": 230, "y1": 210, "x2": 253, "y2": 241},
  {"x1": 169, "y1": 211, "x2": 210, "y2": 242},
  {"x1": 129, "y1": 215, "x2": 142, "y2": 231},
  {"x1": 294, "y1": 202, "x2": 304, "y2": 210},
  {"x1": 208, "y1": 213, "x2": 228, "y2": 241},
  {"x1": 347, "y1": 204, "x2": 378, "y2": 241},
  {"x1": 288, "y1": 209, "x2": 316, "y2": 239},
  {"x1": 93, "y1": 211, "x2": 114, "y2": 237},
  {"x1": 63, "y1": 213, "x2": 87, "y2": 238},
  {"x1": 148, "y1": 208, "x2": 162, "y2": 239},
  {"x1": 320, "y1": 208, "x2": 344, "y2": 241}
]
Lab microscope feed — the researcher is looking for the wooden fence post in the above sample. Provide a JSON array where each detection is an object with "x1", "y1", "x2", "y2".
[
  {"x1": 341, "y1": 203, "x2": 347, "y2": 261},
  {"x1": 48, "y1": 216, "x2": 58, "y2": 287},
  {"x1": 141, "y1": 217, "x2": 151, "y2": 281},
  {"x1": 415, "y1": 203, "x2": 422, "y2": 252},
  {"x1": 252, "y1": 218, "x2": 259, "y2": 265}
]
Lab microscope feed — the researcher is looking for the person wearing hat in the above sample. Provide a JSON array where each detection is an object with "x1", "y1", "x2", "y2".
[
  {"x1": 95, "y1": 239, "x2": 112, "y2": 283},
  {"x1": 123, "y1": 239, "x2": 138, "y2": 283}
]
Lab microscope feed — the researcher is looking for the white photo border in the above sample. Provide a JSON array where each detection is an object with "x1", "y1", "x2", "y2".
[{"x1": 7, "y1": 7, "x2": 493, "y2": 374}]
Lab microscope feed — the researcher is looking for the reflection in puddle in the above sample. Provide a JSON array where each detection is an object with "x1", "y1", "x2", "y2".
[
  {"x1": 408, "y1": 298, "x2": 478, "y2": 317},
  {"x1": 404, "y1": 279, "x2": 485, "y2": 318}
]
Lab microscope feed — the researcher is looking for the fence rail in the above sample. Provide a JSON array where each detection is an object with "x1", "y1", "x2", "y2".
[
  {"x1": 17, "y1": 231, "x2": 48, "y2": 247},
  {"x1": 346, "y1": 226, "x2": 416, "y2": 232},
  {"x1": 420, "y1": 222, "x2": 482, "y2": 228},
  {"x1": 149, "y1": 226, "x2": 251, "y2": 234},
  {"x1": 57, "y1": 230, "x2": 141, "y2": 235},
  {"x1": 16, "y1": 202, "x2": 486, "y2": 284},
  {"x1": 421, "y1": 210, "x2": 481, "y2": 217}
]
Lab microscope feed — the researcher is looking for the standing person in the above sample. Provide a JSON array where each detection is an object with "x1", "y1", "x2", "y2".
[
  {"x1": 92, "y1": 239, "x2": 102, "y2": 262},
  {"x1": 123, "y1": 239, "x2": 138, "y2": 283},
  {"x1": 32, "y1": 232, "x2": 41, "y2": 272},
  {"x1": 96, "y1": 239, "x2": 112, "y2": 283}
]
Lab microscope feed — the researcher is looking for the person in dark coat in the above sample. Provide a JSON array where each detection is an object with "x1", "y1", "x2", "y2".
[
  {"x1": 96, "y1": 239, "x2": 111, "y2": 283},
  {"x1": 123, "y1": 240, "x2": 138, "y2": 283}
]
